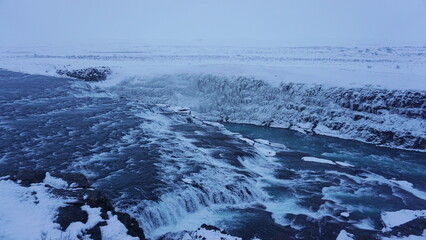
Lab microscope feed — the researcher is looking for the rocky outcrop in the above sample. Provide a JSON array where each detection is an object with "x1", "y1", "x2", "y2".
[{"x1": 57, "y1": 67, "x2": 112, "y2": 82}]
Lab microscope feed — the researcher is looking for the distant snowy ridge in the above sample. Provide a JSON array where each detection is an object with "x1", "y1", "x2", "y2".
[{"x1": 108, "y1": 73, "x2": 426, "y2": 151}]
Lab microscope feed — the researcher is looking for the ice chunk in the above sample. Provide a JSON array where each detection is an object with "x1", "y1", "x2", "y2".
[
  {"x1": 302, "y1": 156, "x2": 335, "y2": 165},
  {"x1": 381, "y1": 209, "x2": 426, "y2": 229},
  {"x1": 336, "y1": 161, "x2": 354, "y2": 167},
  {"x1": 255, "y1": 139, "x2": 270, "y2": 145},
  {"x1": 336, "y1": 230, "x2": 354, "y2": 240},
  {"x1": 340, "y1": 212, "x2": 350, "y2": 217}
]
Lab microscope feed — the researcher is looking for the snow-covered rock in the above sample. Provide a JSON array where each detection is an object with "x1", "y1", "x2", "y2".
[
  {"x1": 302, "y1": 156, "x2": 336, "y2": 165},
  {"x1": 159, "y1": 224, "x2": 244, "y2": 240},
  {"x1": 57, "y1": 67, "x2": 112, "y2": 82},
  {"x1": 0, "y1": 170, "x2": 146, "y2": 240},
  {"x1": 340, "y1": 212, "x2": 350, "y2": 218}
]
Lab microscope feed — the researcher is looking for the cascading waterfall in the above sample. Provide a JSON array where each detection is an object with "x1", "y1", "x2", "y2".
[
  {"x1": 133, "y1": 176, "x2": 267, "y2": 236},
  {"x1": 108, "y1": 74, "x2": 426, "y2": 151}
]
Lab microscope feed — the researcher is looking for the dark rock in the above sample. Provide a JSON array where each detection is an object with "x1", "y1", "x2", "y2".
[
  {"x1": 51, "y1": 172, "x2": 90, "y2": 188},
  {"x1": 115, "y1": 212, "x2": 146, "y2": 240},
  {"x1": 386, "y1": 217, "x2": 426, "y2": 238},
  {"x1": 86, "y1": 224, "x2": 102, "y2": 240},
  {"x1": 200, "y1": 224, "x2": 223, "y2": 233},
  {"x1": 318, "y1": 216, "x2": 342, "y2": 239},
  {"x1": 157, "y1": 231, "x2": 189, "y2": 240},
  {"x1": 16, "y1": 169, "x2": 46, "y2": 186},
  {"x1": 85, "y1": 221, "x2": 107, "y2": 240},
  {"x1": 56, "y1": 205, "x2": 88, "y2": 231},
  {"x1": 353, "y1": 114, "x2": 364, "y2": 121},
  {"x1": 412, "y1": 137, "x2": 426, "y2": 150},
  {"x1": 262, "y1": 120, "x2": 274, "y2": 127},
  {"x1": 85, "y1": 190, "x2": 114, "y2": 213},
  {"x1": 292, "y1": 214, "x2": 309, "y2": 229}
]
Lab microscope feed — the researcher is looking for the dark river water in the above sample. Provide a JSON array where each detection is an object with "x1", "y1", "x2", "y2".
[
  {"x1": 1, "y1": 70, "x2": 425, "y2": 240},
  {"x1": 217, "y1": 123, "x2": 426, "y2": 239}
]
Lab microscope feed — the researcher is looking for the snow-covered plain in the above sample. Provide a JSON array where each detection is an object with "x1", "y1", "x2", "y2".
[
  {"x1": 1, "y1": 45, "x2": 424, "y2": 151},
  {"x1": 1, "y1": 45, "x2": 425, "y2": 90}
]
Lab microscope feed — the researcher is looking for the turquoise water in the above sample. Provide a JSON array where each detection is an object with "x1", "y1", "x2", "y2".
[
  {"x1": 220, "y1": 122, "x2": 426, "y2": 239},
  {"x1": 223, "y1": 122, "x2": 426, "y2": 190}
]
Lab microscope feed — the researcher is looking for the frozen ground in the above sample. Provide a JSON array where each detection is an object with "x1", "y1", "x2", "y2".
[{"x1": 0, "y1": 45, "x2": 424, "y2": 151}]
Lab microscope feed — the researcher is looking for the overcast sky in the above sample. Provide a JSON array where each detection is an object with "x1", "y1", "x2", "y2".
[{"x1": 1, "y1": 0, "x2": 426, "y2": 47}]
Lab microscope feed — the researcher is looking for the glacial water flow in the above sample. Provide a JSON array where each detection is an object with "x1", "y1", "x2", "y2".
[{"x1": 1, "y1": 70, "x2": 425, "y2": 240}]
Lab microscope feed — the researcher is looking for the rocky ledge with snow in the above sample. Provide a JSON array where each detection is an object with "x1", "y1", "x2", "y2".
[
  {"x1": 0, "y1": 170, "x2": 146, "y2": 240},
  {"x1": 0, "y1": 169, "x2": 248, "y2": 240}
]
